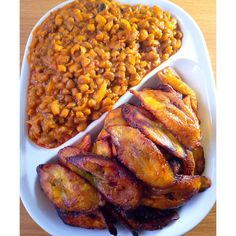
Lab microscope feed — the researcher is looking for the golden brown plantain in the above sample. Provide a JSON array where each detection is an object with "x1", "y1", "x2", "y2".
[
  {"x1": 192, "y1": 146, "x2": 205, "y2": 175},
  {"x1": 111, "y1": 143, "x2": 118, "y2": 156},
  {"x1": 97, "y1": 129, "x2": 110, "y2": 140},
  {"x1": 131, "y1": 89, "x2": 201, "y2": 149},
  {"x1": 58, "y1": 135, "x2": 93, "y2": 173},
  {"x1": 142, "y1": 191, "x2": 186, "y2": 210},
  {"x1": 104, "y1": 107, "x2": 128, "y2": 128},
  {"x1": 155, "y1": 84, "x2": 198, "y2": 123},
  {"x1": 169, "y1": 158, "x2": 183, "y2": 175},
  {"x1": 58, "y1": 146, "x2": 97, "y2": 184},
  {"x1": 73, "y1": 134, "x2": 92, "y2": 151},
  {"x1": 133, "y1": 105, "x2": 156, "y2": 120},
  {"x1": 152, "y1": 175, "x2": 211, "y2": 195},
  {"x1": 141, "y1": 175, "x2": 211, "y2": 209},
  {"x1": 92, "y1": 138, "x2": 113, "y2": 158},
  {"x1": 121, "y1": 104, "x2": 186, "y2": 159},
  {"x1": 182, "y1": 95, "x2": 199, "y2": 123},
  {"x1": 182, "y1": 150, "x2": 195, "y2": 175},
  {"x1": 93, "y1": 129, "x2": 113, "y2": 158},
  {"x1": 112, "y1": 206, "x2": 179, "y2": 231},
  {"x1": 95, "y1": 129, "x2": 117, "y2": 156},
  {"x1": 37, "y1": 164, "x2": 104, "y2": 212},
  {"x1": 183, "y1": 95, "x2": 191, "y2": 109},
  {"x1": 155, "y1": 83, "x2": 183, "y2": 100},
  {"x1": 107, "y1": 125, "x2": 175, "y2": 188},
  {"x1": 68, "y1": 154, "x2": 142, "y2": 210},
  {"x1": 57, "y1": 208, "x2": 107, "y2": 229},
  {"x1": 166, "y1": 90, "x2": 198, "y2": 124},
  {"x1": 58, "y1": 146, "x2": 83, "y2": 167},
  {"x1": 158, "y1": 67, "x2": 198, "y2": 113},
  {"x1": 96, "y1": 129, "x2": 118, "y2": 157},
  {"x1": 199, "y1": 176, "x2": 212, "y2": 192}
]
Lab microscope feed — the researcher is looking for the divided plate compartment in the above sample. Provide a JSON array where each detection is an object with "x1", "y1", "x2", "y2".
[{"x1": 20, "y1": 0, "x2": 216, "y2": 236}]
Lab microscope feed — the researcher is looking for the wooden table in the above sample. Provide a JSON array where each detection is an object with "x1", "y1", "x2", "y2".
[{"x1": 20, "y1": 0, "x2": 216, "y2": 235}]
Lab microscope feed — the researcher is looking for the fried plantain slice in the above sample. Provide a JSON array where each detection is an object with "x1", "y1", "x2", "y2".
[
  {"x1": 97, "y1": 129, "x2": 110, "y2": 140},
  {"x1": 68, "y1": 155, "x2": 141, "y2": 209},
  {"x1": 104, "y1": 107, "x2": 128, "y2": 128},
  {"x1": 154, "y1": 84, "x2": 198, "y2": 124},
  {"x1": 92, "y1": 139, "x2": 113, "y2": 158},
  {"x1": 141, "y1": 175, "x2": 211, "y2": 209},
  {"x1": 167, "y1": 89, "x2": 199, "y2": 124},
  {"x1": 37, "y1": 164, "x2": 104, "y2": 212},
  {"x1": 182, "y1": 150, "x2": 195, "y2": 175},
  {"x1": 112, "y1": 206, "x2": 179, "y2": 231},
  {"x1": 93, "y1": 129, "x2": 113, "y2": 158},
  {"x1": 111, "y1": 143, "x2": 117, "y2": 156},
  {"x1": 58, "y1": 146, "x2": 83, "y2": 167},
  {"x1": 192, "y1": 146, "x2": 205, "y2": 175},
  {"x1": 182, "y1": 95, "x2": 199, "y2": 123},
  {"x1": 183, "y1": 95, "x2": 191, "y2": 109},
  {"x1": 131, "y1": 89, "x2": 201, "y2": 149},
  {"x1": 107, "y1": 125, "x2": 175, "y2": 188},
  {"x1": 73, "y1": 134, "x2": 92, "y2": 151},
  {"x1": 58, "y1": 146, "x2": 100, "y2": 184},
  {"x1": 158, "y1": 67, "x2": 198, "y2": 113},
  {"x1": 57, "y1": 208, "x2": 107, "y2": 229},
  {"x1": 58, "y1": 135, "x2": 92, "y2": 173},
  {"x1": 156, "y1": 83, "x2": 183, "y2": 100},
  {"x1": 121, "y1": 104, "x2": 186, "y2": 159},
  {"x1": 58, "y1": 146, "x2": 97, "y2": 184},
  {"x1": 169, "y1": 158, "x2": 183, "y2": 175},
  {"x1": 133, "y1": 105, "x2": 156, "y2": 120},
  {"x1": 199, "y1": 176, "x2": 212, "y2": 192}
]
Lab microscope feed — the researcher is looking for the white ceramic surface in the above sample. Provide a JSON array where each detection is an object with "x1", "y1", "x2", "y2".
[{"x1": 20, "y1": 0, "x2": 216, "y2": 235}]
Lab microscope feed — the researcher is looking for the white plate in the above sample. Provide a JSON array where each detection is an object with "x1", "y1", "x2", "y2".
[{"x1": 20, "y1": 0, "x2": 216, "y2": 235}]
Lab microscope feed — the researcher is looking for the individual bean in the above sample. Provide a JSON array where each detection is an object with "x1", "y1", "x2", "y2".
[
  {"x1": 66, "y1": 79, "x2": 75, "y2": 89},
  {"x1": 80, "y1": 84, "x2": 89, "y2": 92}
]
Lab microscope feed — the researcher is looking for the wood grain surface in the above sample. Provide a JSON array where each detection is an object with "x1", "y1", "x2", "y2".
[{"x1": 20, "y1": 0, "x2": 216, "y2": 235}]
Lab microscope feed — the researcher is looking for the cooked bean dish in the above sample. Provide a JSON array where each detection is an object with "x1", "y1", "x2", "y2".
[{"x1": 27, "y1": 0, "x2": 182, "y2": 148}]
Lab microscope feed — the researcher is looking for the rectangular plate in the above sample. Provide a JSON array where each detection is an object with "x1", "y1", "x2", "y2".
[{"x1": 20, "y1": 1, "x2": 216, "y2": 236}]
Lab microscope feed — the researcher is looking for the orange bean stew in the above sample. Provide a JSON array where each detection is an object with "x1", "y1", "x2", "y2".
[{"x1": 27, "y1": 0, "x2": 182, "y2": 148}]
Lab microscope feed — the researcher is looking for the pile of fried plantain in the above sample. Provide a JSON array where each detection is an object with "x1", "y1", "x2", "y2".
[{"x1": 37, "y1": 67, "x2": 211, "y2": 235}]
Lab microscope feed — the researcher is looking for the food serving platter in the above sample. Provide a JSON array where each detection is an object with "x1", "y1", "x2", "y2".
[{"x1": 20, "y1": 0, "x2": 216, "y2": 235}]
